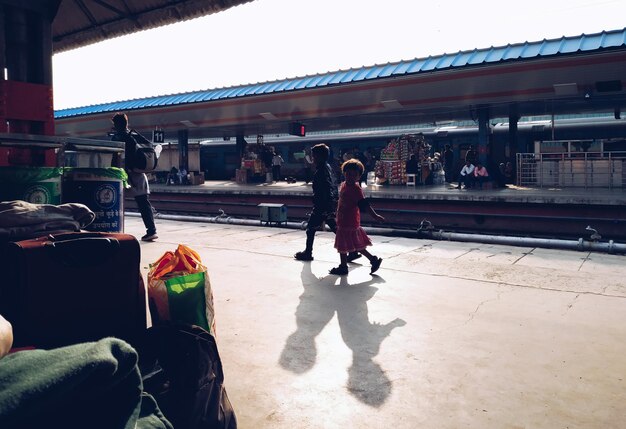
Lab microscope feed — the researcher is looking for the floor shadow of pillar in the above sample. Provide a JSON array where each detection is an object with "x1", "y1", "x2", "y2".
[{"x1": 279, "y1": 262, "x2": 405, "y2": 407}]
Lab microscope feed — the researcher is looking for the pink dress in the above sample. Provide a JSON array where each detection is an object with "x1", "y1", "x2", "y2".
[{"x1": 334, "y1": 182, "x2": 372, "y2": 253}]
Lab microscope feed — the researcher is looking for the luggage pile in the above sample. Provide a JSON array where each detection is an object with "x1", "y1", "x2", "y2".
[{"x1": 0, "y1": 202, "x2": 237, "y2": 429}]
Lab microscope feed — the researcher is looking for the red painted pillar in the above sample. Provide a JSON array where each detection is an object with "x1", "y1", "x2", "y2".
[{"x1": 0, "y1": 3, "x2": 56, "y2": 135}]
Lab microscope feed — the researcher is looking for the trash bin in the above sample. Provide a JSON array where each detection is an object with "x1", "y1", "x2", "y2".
[
  {"x1": 62, "y1": 167, "x2": 127, "y2": 232},
  {"x1": 0, "y1": 166, "x2": 63, "y2": 204}
]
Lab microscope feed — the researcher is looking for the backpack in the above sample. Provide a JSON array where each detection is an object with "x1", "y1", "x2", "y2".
[
  {"x1": 129, "y1": 129, "x2": 158, "y2": 173},
  {"x1": 138, "y1": 323, "x2": 238, "y2": 429}
]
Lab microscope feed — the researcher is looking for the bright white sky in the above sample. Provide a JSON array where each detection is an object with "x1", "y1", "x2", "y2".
[{"x1": 52, "y1": 0, "x2": 626, "y2": 110}]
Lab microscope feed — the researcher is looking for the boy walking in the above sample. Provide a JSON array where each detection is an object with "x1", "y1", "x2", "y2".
[{"x1": 294, "y1": 144, "x2": 359, "y2": 262}]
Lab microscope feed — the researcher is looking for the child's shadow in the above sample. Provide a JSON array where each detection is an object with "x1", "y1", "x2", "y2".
[{"x1": 279, "y1": 264, "x2": 405, "y2": 407}]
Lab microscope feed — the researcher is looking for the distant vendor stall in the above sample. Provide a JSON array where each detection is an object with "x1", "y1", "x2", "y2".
[
  {"x1": 236, "y1": 143, "x2": 272, "y2": 183},
  {"x1": 374, "y1": 134, "x2": 431, "y2": 185}
]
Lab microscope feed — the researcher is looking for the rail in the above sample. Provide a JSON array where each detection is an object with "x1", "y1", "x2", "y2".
[{"x1": 516, "y1": 152, "x2": 626, "y2": 189}]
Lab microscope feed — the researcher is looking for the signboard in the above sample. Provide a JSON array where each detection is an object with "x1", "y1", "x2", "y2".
[{"x1": 153, "y1": 129, "x2": 165, "y2": 143}]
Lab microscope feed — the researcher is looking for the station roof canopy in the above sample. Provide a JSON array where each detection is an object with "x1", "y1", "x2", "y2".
[
  {"x1": 54, "y1": 27, "x2": 626, "y2": 140},
  {"x1": 50, "y1": 0, "x2": 253, "y2": 53}
]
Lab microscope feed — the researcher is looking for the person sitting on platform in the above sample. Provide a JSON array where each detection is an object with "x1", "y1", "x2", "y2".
[
  {"x1": 504, "y1": 162, "x2": 514, "y2": 184},
  {"x1": 490, "y1": 161, "x2": 506, "y2": 188},
  {"x1": 167, "y1": 166, "x2": 179, "y2": 185},
  {"x1": 457, "y1": 160, "x2": 475, "y2": 189},
  {"x1": 473, "y1": 162, "x2": 489, "y2": 189},
  {"x1": 178, "y1": 167, "x2": 189, "y2": 185}
]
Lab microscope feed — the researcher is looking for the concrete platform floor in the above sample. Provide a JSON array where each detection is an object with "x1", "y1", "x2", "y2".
[{"x1": 126, "y1": 216, "x2": 626, "y2": 429}]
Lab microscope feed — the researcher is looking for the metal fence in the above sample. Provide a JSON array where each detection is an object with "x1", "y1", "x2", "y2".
[{"x1": 516, "y1": 152, "x2": 626, "y2": 189}]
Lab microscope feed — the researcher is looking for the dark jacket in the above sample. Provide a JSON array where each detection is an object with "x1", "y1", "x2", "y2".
[{"x1": 311, "y1": 162, "x2": 338, "y2": 214}]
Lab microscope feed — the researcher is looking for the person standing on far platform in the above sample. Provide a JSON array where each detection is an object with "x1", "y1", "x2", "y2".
[
  {"x1": 271, "y1": 149, "x2": 284, "y2": 182},
  {"x1": 304, "y1": 148, "x2": 314, "y2": 184},
  {"x1": 465, "y1": 145, "x2": 477, "y2": 165},
  {"x1": 111, "y1": 112, "x2": 158, "y2": 241},
  {"x1": 443, "y1": 144, "x2": 454, "y2": 183},
  {"x1": 329, "y1": 159, "x2": 384, "y2": 276},
  {"x1": 406, "y1": 154, "x2": 419, "y2": 175},
  {"x1": 294, "y1": 144, "x2": 360, "y2": 263}
]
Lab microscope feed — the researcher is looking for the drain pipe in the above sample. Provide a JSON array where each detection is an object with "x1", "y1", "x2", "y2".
[
  {"x1": 416, "y1": 229, "x2": 625, "y2": 254},
  {"x1": 127, "y1": 212, "x2": 626, "y2": 254}
]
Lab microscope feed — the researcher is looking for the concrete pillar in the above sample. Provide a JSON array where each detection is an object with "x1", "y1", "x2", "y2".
[
  {"x1": 477, "y1": 105, "x2": 490, "y2": 164},
  {"x1": 178, "y1": 129, "x2": 189, "y2": 172}
]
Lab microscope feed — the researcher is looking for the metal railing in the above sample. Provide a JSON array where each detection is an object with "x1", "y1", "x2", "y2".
[{"x1": 516, "y1": 152, "x2": 626, "y2": 189}]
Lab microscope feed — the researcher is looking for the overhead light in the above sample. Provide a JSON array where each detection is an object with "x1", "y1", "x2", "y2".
[
  {"x1": 180, "y1": 120, "x2": 197, "y2": 127},
  {"x1": 381, "y1": 99, "x2": 403, "y2": 109},
  {"x1": 553, "y1": 83, "x2": 578, "y2": 96},
  {"x1": 259, "y1": 112, "x2": 278, "y2": 120}
]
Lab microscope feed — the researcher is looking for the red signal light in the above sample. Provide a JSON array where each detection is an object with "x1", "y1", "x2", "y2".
[{"x1": 289, "y1": 122, "x2": 306, "y2": 137}]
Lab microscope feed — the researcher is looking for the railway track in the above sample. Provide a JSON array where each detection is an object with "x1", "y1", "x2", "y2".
[{"x1": 126, "y1": 191, "x2": 626, "y2": 241}]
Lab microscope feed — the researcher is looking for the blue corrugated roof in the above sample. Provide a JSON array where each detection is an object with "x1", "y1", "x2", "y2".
[{"x1": 55, "y1": 28, "x2": 626, "y2": 119}]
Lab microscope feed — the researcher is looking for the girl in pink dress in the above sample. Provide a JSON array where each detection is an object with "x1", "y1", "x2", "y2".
[{"x1": 330, "y1": 159, "x2": 385, "y2": 275}]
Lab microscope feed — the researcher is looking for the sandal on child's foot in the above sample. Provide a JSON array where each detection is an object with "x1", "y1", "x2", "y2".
[
  {"x1": 370, "y1": 257, "x2": 383, "y2": 274},
  {"x1": 294, "y1": 251, "x2": 314, "y2": 261},
  {"x1": 329, "y1": 265, "x2": 348, "y2": 275}
]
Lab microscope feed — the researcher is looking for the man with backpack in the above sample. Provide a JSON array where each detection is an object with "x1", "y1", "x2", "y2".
[{"x1": 111, "y1": 112, "x2": 158, "y2": 241}]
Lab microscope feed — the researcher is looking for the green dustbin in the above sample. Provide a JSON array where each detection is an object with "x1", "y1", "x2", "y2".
[{"x1": 0, "y1": 167, "x2": 63, "y2": 204}]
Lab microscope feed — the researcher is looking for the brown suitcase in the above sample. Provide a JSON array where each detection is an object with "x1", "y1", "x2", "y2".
[{"x1": 1, "y1": 232, "x2": 147, "y2": 349}]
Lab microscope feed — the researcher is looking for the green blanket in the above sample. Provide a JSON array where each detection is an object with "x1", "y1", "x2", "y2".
[{"x1": 0, "y1": 338, "x2": 172, "y2": 429}]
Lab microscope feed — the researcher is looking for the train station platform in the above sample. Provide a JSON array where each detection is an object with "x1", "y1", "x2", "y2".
[
  {"x1": 126, "y1": 215, "x2": 626, "y2": 429},
  {"x1": 150, "y1": 180, "x2": 626, "y2": 206}
]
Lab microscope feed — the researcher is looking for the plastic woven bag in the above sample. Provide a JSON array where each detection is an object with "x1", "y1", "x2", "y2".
[{"x1": 148, "y1": 245, "x2": 216, "y2": 334}]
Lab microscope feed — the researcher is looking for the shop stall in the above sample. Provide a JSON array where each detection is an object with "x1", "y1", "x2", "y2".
[{"x1": 374, "y1": 134, "x2": 431, "y2": 185}]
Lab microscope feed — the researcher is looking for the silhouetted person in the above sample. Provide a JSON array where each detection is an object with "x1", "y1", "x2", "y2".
[{"x1": 111, "y1": 112, "x2": 157, "y2": 241}]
